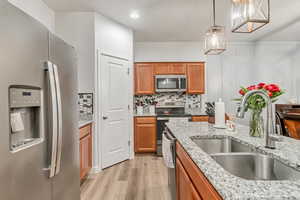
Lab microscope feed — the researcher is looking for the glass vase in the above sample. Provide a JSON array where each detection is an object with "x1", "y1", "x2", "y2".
[{"x1": 249, "y1": 109, "x2": 264, "y2": 137}]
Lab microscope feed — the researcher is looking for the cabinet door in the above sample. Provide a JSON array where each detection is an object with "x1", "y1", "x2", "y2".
[
  {"x1": 135, "y1": 63, "x2": 155, "y2": 94},
  {"x1": 176, "y1": 158, "x2": 202, "y2": 200},
  {"x1": 176, "y1": 142, "x2": 222, "y2": 200},
  {"x1": 154, "y1": 63, "x2": 170, "y2": 75},
  {"x1": 169, "y1": 63, "x2": 186, "y2": 74},
  {"x1": 155, "y1": 63, "x2": 186, "y2": 75},
  {"x1": 134, "y1": 119, "x2": 156, "y2": 153},
  {"x1": 191, "y1": 116, "x2": 209, "y2": 122},
  {"x1": 80, "y1": 134, "x2": 92, "y2": 180},
  {"x1": 191, "y1": 185, "x2": 202, "y2": 200},
  {"x1": 187, "y1": 63, "x2": 205, "y2": 94}
]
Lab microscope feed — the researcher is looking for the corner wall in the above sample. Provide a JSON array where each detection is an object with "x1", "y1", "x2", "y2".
[
  {"x1": 8, "y1": 0, "x2": 55, "y2": 33},
  {"x1": 55, "y1": 12, "x2": 96, "y2": 93}
]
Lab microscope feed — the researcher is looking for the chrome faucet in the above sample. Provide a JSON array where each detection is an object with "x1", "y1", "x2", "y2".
[{"x1": 236, "y1": 90, "x2": 281, "y2": 149}]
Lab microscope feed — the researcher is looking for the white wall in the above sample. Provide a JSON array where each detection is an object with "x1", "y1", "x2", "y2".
[
  {"x1": 55, "y1": 12, "x2": 95, "y2": 93},
  {"x1": 95, "y1": 13, "x2": 133, "y2": 60},
  {"x1": 253, "y1": 42, "x2": 300, "y2": 104},
  {"x1": 8, "y1": 0, "x2": 55, "y2": 32},
  {"x1": 135, "y1": 42, "x2": 205, "y2": 62}
]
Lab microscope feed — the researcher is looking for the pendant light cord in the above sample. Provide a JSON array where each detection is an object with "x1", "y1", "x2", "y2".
[{"x1": 213, "y1": 0, "x2": 216, "y2": 26}]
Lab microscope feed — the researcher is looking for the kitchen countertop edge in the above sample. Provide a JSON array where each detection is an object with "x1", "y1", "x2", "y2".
[{"x1": 79, "y1": 120, "x2": 94, "y2": 128}]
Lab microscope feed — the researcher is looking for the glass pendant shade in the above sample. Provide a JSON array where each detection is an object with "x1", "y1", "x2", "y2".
[
  {"x1": 231, "y1": 0, "x2": 270, "y2": 33},
  {"x1": 204, "y1": 26, "x2": 226, "y2": 55}
]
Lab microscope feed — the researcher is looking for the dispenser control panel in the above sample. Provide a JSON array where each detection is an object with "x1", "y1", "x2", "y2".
[{"x1": 9, "y1": 87, "x2": 41, "y2": 108}]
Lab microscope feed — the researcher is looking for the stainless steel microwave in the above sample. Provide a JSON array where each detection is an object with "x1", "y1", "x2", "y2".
[{"x1": 155, "y1": 75, "x2": 187, "y2": 92}]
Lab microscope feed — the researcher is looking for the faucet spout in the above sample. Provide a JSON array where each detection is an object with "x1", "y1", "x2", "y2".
[{"x1": 236, "y1": 90, "x2": 276, "y2": 149}]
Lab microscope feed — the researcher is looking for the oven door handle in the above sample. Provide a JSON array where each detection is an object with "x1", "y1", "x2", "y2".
[
  {"x1": 157, "y1": 117, "x2": 170, "y2": 121},
  {"x1": 163, "y1": 129, "x2": 176, "y2": 142}
]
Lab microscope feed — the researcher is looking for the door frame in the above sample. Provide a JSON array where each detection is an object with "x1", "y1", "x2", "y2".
[{"x1": 93, "y1": 49, "x2": 134, "y2": 172}]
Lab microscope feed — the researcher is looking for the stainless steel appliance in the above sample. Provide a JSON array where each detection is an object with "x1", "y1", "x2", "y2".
[
  {"x1": 155, "y1": 75, "x2": 186, "y2": 93},
  {"x1": 163, "y1": 128, "x2": 177, "y2": 200},
  {"x1": 156, "y1": 106, "x2": 191, "y2": 156},
  {"x1": 0, "y1": 2, "x2": 80, "y2": 200}
]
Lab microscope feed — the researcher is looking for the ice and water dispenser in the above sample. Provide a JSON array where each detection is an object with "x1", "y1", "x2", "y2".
[{"x1": 9, "y1": 85, "x2": 44, "y2": 152}]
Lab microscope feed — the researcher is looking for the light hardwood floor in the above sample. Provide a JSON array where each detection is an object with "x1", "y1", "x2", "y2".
[{"x1": 81, "y1": 154, "x2": 172, "y2": 200}]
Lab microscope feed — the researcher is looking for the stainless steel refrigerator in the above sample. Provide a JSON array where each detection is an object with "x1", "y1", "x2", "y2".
[{"x1": 0, "y1": 1, "x2": 80, "y2": 200}]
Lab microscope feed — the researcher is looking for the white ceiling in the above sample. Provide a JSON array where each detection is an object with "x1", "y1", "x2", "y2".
[{"x1": 43, "y1": 0, "x2": 300, "y2": 42}]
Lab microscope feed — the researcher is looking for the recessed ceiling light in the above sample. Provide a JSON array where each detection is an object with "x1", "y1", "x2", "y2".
[{"x1": 130, "y1": 11, "x2": 140, "y2": 19}]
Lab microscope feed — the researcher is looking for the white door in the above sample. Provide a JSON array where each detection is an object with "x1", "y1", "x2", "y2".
[{"x1": 100, "y1": 54, "x2": 130, "y2": 169}]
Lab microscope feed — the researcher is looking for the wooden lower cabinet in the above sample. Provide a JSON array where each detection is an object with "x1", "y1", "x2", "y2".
[
  {"x1": 80, "y1": 123, "x2": 93, "y2": 181},
  {"x1": 284, "y1": 120, "x2": 300, "y2": 139},
  {"x1": 176, "y1": 142, "x2": 222, "y2": 200},
  {"x1": 177, "y1": 158, "x2": 202, "y2": 200},
  {"x1": 191, "y1": 116, "x2": 209, "y2": 122},
  {"x1": 134, "y1": 117, "x2": 157, "y2": 153}
]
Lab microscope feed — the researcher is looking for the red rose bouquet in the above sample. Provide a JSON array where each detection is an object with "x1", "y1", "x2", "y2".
[
  {"x1": 235, "y1": 83, "x2": 284, "y2": 137},
  {"x1": 237, "y1": 83, "x2": 284, "y2": 110}
]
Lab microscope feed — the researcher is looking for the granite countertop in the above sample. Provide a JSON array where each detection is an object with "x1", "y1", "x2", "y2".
[
  {"x1": 167, "y1": 121, "x2": 300, "y2": 200},
  {"x1": 134, "y1": 108, "x2": 207, "y2": 117},
  {"x1": 134, "y1": 111, "x2": 157, "y2": 117},
  {"x1": 79, "y1": 119, "x2": 93, "y2": 128},
  {"x1": 185, "y1": 108, "x2": 207, "y2": 116}
]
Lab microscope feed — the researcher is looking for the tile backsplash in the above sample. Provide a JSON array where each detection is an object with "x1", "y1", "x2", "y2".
[
  {"x1": 78, "y1": 93, "x2": 93, "y2": 120},
  {"x1": 134, "y1": 93, "x2": 203, "y2": 108}
]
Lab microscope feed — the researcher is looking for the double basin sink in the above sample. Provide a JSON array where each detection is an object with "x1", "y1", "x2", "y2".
[{"x1": 191, "y1": 137, "x2": 300, "y2": 181}]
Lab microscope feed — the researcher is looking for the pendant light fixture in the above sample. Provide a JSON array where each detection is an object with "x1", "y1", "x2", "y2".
[
  {"x1": 231, "y1": 0, "x2": 270, "y2": 33},
  {"x1": 204, "y1": 0, "x2": 226, "y2": 55}
]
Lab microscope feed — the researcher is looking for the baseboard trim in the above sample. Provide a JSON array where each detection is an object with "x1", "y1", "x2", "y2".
[{"x1": 90, "y1": 166, "x2": 102, "y2": 174}]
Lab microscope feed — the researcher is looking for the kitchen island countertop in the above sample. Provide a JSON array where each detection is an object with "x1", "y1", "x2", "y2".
[{"x1": 167, "y1": 121, "x2": 300, "y2": 200}]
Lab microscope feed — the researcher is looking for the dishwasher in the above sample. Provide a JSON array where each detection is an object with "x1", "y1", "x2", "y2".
[{"x1": 162, "y1": 127, "x2": 177, "y2": 200}]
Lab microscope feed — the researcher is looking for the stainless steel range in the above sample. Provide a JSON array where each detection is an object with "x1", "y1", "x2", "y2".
[{"x1": 156, "y1": 106, "x2": 191, "y2": 156}]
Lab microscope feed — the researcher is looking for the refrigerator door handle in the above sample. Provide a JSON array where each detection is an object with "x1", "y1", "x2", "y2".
[
  {"x1": 53, "y1": 64, "x2": 63, "y2": 175},
  {"x1": 45, "y1": 61, "x2": 58, "y2": 178}
]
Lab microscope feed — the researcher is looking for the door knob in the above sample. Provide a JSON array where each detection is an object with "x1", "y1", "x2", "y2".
[{"x1": 103, "y1": 116, "x2": 108, "y2": 120}]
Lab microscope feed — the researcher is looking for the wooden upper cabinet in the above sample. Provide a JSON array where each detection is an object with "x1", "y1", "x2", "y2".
[
  {"x1": 135, "y1": 63, "x2": 155, "y2": 95},
  {"x1": 186, "y1": 63, "x2": 205, "y2": 94},
  {"x1": 154, "y1": 63, "x2": 186, "y2": 75},
  {"x1": 169, "y1": 63, "x2": 186, "y2": 74},
  {"x1": 134, "y1": 62, "x2": 205, "y2": 95},
  {"x1": 154, "y1": 63, "x2": 170, "y2": 75},
  {"x1": 134, "y1": 117, "x2": 157, "y2": 153}
]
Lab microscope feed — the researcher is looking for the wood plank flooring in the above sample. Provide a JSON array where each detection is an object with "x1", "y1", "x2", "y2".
[{"x1": 81, "y1": 154, "x2": 172, "y2": 200}]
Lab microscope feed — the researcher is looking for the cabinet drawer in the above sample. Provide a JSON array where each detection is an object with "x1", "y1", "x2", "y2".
[
  {"x1": 80, "y1": 124, "x2": 92, "y2": 139},
  {"x1": 135, "y1": 117, "x2": 156, "y2": 124},
  {"x1": 176, "y1": 142, "x2": 222, "y2": 200},
  {"x1": 192, "y1": 116, "x2": 209, "y2": 122}
]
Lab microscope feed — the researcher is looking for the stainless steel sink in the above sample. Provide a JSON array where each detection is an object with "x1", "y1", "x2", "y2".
[
  {"x1": 191, "y1": 137, "x2": 253, "y2": 154},
  {"x1": 211, "y1": 153, "x2": 300, "y2": 181}
]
